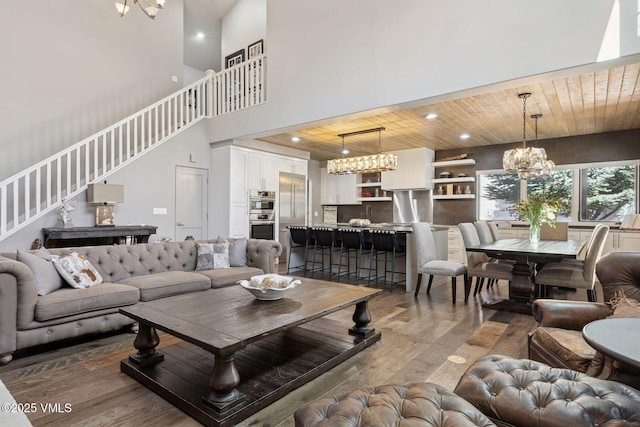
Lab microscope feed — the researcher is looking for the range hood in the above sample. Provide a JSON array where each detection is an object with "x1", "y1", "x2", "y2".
[{"x1": 381, "y1": 147, "x2": 434, "y2": 190}]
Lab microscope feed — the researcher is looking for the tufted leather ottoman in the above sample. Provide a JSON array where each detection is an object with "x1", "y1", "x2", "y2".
[
  {"x1": 294, "y1": 382, "x2": 496, "y2": 426},
  {"x1": 454, "y1": 355, "x2": 640, "y2": 427}
]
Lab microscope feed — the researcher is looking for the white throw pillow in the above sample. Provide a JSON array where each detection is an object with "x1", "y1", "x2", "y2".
[
  {"x1": 51, "y1": 252, "x2": 103, "y2": 289},
  {"x1": 16, "y1": 247, "x2": 65, "y2": 296}
]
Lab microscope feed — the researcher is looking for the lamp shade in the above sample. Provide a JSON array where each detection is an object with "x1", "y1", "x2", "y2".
[{"x1": 87, "y1": 184, "x2": 124, "y2": 204}]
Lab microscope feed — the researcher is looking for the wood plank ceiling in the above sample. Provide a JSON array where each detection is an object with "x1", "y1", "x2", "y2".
[{"x1": 257, "y1": 63, "x2": 640, "y2": 161}]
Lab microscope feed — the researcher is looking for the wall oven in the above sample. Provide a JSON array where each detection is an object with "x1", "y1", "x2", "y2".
[{"x1": 249, "y1": 190, "x2": 276, "y2": 240}]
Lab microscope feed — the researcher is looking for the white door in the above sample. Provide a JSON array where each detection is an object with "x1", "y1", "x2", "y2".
[{"x1": 175, "y1": 166, "x2": 208, "y2": 241}]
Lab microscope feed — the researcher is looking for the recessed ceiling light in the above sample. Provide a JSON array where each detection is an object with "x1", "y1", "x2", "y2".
[
  {"x1": 196, "y1": 32, "x2": 205, "y2": 40},
  {"x1": 342, "y1": 149, "x2": 349, "y2": 155},
  {"x1": 460, "y1": 133, "x2": 470, "y2": 140},
  {"x1": 425, "y1": 113, "x2": 438, "y2": 120},
  {"x1": 291, "y1": 136, "x2": 300, "y2": 143}
]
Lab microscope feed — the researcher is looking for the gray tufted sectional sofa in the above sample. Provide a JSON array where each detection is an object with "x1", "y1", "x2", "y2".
[{"x1": 0, "y1": 238, "x2": 282, "y2": 365}]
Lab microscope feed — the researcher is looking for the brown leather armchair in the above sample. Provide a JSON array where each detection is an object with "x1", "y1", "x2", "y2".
[{"x1": 528, "y1": 251, "x2": 640, "y2": 389}]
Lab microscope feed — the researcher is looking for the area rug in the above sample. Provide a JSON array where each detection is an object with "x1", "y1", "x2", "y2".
[{"x1": 0, "y1": 379, "x2": 33, "y2": 427}]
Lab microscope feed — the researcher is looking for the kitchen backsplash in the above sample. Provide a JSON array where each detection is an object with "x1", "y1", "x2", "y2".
[{"x1": 337, "y1": 202, "x2": 393, "y2": 224}]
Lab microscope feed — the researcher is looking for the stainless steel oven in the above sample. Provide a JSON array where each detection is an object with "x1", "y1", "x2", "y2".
[
  {"x1": 249, "y1": 222, "x2": 275, "y2": 240},
  {"x1": 249, "y1": 190, "x2": 276, "y2": 240}
]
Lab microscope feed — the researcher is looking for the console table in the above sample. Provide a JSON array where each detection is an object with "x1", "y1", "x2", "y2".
[{"x1": 42, "y1": 225, "x2": 157, "y2": 248}]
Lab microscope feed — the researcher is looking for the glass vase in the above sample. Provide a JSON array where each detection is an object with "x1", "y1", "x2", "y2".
[{"x1": 529, "y1": 222, "x2": 541, "y2": 244}]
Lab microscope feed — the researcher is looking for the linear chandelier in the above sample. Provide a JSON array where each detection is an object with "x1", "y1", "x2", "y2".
[
  {"x1": 116, "y1": 0, "x2": 166, "y2": 19},
  {"x1": 503, "y1": 92, "x2": 552, "y2": 180},
  {"x1": 327, "y1": 127, "x2": 397, "y2": 175}
]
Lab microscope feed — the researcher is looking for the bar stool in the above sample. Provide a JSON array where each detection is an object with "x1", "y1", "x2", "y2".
[
  {"x1": 336, "y1": 228, "x2": 369, "y2": 283},
  {"x1": 308, "y1": 227, "x2": 338, "y2": 279},
  {"x1": 287, "y1": 226, "x2": 311, "y2": 276},
  {"x1": 367, "y1": 229, "x2": 406, "y2": 291}
]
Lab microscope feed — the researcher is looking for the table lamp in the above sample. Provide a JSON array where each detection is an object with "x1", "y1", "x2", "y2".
[{"x1": 87, "y1": 182, "x2": 124, "y2": 226}]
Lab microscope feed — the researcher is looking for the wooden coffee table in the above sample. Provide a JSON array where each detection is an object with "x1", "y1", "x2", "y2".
[{"x1": 119, "y1": 278, "x2": 382, "y2": 426}]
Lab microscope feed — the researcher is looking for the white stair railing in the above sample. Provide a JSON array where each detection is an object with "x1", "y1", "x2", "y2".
[{"x1": 0, "y1": 55, "x2": 266, "y2": 241}]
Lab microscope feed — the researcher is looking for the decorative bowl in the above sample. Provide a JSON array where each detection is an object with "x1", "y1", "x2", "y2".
[
  {"x1": 439, "y1": 171, "x2": 453, "y2": 178},
  {"x1": 237, "y1": 274, "x2": 301, "y2": 301}
]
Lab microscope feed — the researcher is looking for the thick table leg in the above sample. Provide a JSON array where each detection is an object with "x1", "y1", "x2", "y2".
[
  {"x1": 481, "y1": 257, "x2": 535, "y2": 314},
  {"x1": 349, "y1": 300, "x2": 376, "y2": 338},
  {"x1": 129, "y1": 323, "x2": 164, "y2": 367},
  {"x1": 201, "y1": 353, "x2": 246, "y2": 414}
]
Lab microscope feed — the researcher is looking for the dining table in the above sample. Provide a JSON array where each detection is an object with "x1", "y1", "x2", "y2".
[{"x1": 465, "y1": 238, "x2": 585, "y2": 314}]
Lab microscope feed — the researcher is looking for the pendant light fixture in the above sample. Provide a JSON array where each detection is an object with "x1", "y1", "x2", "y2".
[
  {"x1": 531, "y1": 113, "x2": 555, "y2": 179},
  {"x1": 116, "y1": 0, "x2": 166, "y2": 20},
  {"x1": 502, "y1": 92, "x2": 548, "y2": 179},
  {"x1": 327, "y1": 127, "x2": 397, "y2": 175}
]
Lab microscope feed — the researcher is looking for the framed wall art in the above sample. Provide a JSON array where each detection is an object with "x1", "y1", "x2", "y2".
[
  {"x1": 225, "y1": 49, "x2": 245, "y2": 68},
  {"x1": 247, "y1": 39, "x2": 264, "y2": 59}
]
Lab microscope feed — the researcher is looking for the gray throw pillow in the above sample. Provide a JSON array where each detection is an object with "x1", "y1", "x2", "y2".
[
  {"x1": 196, "y1": 242, "x2": 230, "y2": 270},
  {"x1": 16, "y1": 247, "x2": 65, "y2": 296},
  {"x1": 218, "y1": 237, "x2": 247, "y2": 267}
]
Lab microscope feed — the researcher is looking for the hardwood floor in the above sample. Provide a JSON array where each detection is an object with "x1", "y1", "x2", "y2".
[{"x1": 0, "y1": 271, "x2": 596, "y2": 427}]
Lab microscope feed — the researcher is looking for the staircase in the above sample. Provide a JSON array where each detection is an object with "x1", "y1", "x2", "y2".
[{"x1": 0, "y1": 55, "x2": 267, "y2": 242}]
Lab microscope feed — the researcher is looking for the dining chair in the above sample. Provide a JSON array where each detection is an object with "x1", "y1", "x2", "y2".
[
  {"x1": 412, "y1": 223, "x2": 469, "y2": 303},
  {"x1": 487, "y1": 222, "x2": 502, "y2": 241},
  {"x1": 561, "y1": 223, "x2": 606, "y2": 266},
  {"x1": 534, "y1": 224, "x2": 610, "y2": 302},
  {"x1": 540, "y1": 222, "x2": 568, "y2": 240},
  {"x1": 458, "y1": 223, "x2": 513, "y2": 296},
  {"x1": 473, "y1": 222, "x2": 495, "y2": 244}
]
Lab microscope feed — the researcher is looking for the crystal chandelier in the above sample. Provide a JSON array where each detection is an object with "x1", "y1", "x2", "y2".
[
  {"x1": 502, "y1": 92, "x2": 548, "y2": 179},
  {"x1": 327, "y1": 127, "x2": 397, "y2": 175},
  {"x1": 116, "y1": 0, "x2": 166, "y2": 19},
  {"x1": 530, "y1": 113, "x2": 555, "y2": 179}
]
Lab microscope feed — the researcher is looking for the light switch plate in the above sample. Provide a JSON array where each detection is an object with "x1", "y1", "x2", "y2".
[{"x1": 153, "y1": 208, "x2": 167, "y2": 215}]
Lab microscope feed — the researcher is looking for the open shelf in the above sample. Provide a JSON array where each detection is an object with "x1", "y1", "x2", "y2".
[
  {"x1": 433, "y1": 159, "x2": 476, "y2": 167},
  {"x1": 356, "y1": 182, "x2": 382, "y2": 188},
  {"x1": 433, "y1": 194, "x2": 476, "y2": 200},
  {"x1": 432, "y1": 176, "x2": 475, "y2": 184}
]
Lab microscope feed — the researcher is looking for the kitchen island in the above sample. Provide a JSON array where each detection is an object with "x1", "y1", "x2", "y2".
[{"x1": 308, "y1": 223, "x2": 449, "y2": 292}]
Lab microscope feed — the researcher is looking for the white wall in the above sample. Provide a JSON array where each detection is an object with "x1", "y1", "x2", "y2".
[
  {"x1": 209, "y1": 0, "x2": 639, "y2": 142},
  {"x1": 0, "y1": 120, "x2": 211, "y2": 251},
  {"x1": 221, "y1": 0, "x2": 267, "y2": 65},
  {"x1": 0, "y1": 1, "x2": 185, "y2": 180}
]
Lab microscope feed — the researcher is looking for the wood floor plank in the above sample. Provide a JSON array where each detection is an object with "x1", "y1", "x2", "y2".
[{"x1": 0, "y1": 273, "x2": 584, "y2": 427}]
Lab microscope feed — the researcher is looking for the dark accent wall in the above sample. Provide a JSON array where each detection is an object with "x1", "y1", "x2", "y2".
[{"x1": 433, "y1": 129, "x2": 640, "y2": 225}]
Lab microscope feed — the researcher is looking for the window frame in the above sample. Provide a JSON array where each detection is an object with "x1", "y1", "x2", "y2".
[{"x1": 476, "y1": 160, "x2": 640, "y2": 226}]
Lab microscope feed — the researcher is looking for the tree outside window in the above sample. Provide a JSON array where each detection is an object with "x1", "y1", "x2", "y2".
[{"x1": 580, "y1": 165, "x2": 636, "y2": 222}]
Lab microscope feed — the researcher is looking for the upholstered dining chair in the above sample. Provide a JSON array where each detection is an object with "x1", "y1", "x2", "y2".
[
  {"x1": 473, "y1": 221, "x2": 495, "y2": 244},
  {"x1": 458, "y1": 223, "x2": 513, "y2": 296},
  {"x1": 534, "y1": 224, "x2": 610, "y2": 302},
  {"x1": 412, "y1": 222, "x2": 469, "y2": 303},
  {"x1": 540, "y1": 222, "x2": 568, "y2": 240},
  {"x1": 562, "y1": 223, "x2": 606, "y2": 266},
  {"x1": 487, "y1": 222, "x2": 502, "y2": 241}
]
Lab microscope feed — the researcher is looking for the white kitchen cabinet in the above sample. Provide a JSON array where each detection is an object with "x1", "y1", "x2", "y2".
[
  {"x1": 617, "y1": 231, "x2": 640, "y2": 251},
  {"x1": 381, "y1": 147, "x2": 434, "y2": 190},
  {"x1": 229, "y1": 202, "x2": 249, "y2": 238},
  {"x1": 247, "y1": 152, "x2": 277, "y2": 191},
  {"x1": 277, "y1": 157, "x2": 308, "y2": 176},
  {"x1": 212, "y1": 145, "x2": 307, "y2": 238},
  {"x1": 320, "y1": 168, "x2": 360, "y2": 205},
  {"x1": 229, "y1": 149, "x2": 247, "y2": 203}
]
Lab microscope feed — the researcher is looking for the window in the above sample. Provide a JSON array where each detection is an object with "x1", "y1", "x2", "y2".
[
  {"x1": 477, "y1": 162, "x2": 638, "y2": 224},
  {"x1": 478, "y1": 172, "x2": 520, "y2": 220},
  {"x1": 527, "y1": 169, "x2": 573, "y2": 222},
  {"x1": 580, "y1": 165, "x2": 636, "y2": 222}
]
